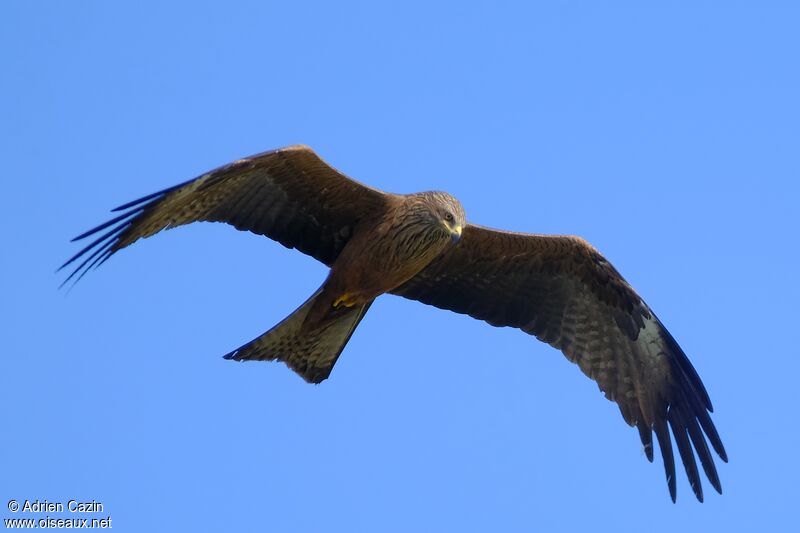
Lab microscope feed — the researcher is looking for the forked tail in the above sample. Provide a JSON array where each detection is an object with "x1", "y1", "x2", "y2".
[{"x1": 223, "y1": 287, "x2": 372, "y2": 383}]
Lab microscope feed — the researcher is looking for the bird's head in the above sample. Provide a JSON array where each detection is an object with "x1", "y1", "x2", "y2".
[{"x1": 419, "y1": 191, "x2": 466, "y2": 244}]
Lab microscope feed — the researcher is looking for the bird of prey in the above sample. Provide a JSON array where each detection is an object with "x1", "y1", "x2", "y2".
[{"x1": 61, "y1": 144, "x2": 726, "y2": 502}]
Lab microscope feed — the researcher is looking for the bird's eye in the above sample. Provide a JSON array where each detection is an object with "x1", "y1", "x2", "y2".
[{"x1": 444, "y1": 212, "x2": 454, "y2": 222}]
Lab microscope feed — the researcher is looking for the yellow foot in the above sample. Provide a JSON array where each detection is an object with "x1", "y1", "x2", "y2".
[{"x1": 333, "y1": 293, "x2": 357, "y2": 308}]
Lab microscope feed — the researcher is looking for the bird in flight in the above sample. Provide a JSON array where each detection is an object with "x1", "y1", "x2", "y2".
[{"x1": 61, "y1": 145, "x2": 726, "y2": 502}]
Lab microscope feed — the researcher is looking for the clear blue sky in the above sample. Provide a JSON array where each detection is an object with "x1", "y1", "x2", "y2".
[{"x1": 2, "y1": 2, "x2": 798, "y2": 531}]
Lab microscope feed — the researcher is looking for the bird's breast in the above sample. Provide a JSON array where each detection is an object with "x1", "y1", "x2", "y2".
[{"x1": 327, "y1": 219, "x2": 452, "y2": 302}]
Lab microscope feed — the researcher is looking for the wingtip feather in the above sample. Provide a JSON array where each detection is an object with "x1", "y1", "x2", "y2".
[{"x1": 653, "y1": 418, "x2": 677, "y2": 502}]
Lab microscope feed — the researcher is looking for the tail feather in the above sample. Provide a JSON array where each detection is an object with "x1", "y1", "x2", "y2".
[{"x1": 223, "y1": 287, "x2": 372, "y2": 383}]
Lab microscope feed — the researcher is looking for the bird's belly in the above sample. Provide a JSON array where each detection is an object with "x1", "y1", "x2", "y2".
[
  {"x1": 328, "y1": 224, "x2": 450, "y2": 304},
  {"x1": 332, "y1": 263, "x2": 429, "y2": 306}
]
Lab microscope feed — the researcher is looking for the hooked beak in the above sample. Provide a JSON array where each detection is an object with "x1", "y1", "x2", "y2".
[{"x1": 451, "y1": 225, "x2": 462, "y2": 243}]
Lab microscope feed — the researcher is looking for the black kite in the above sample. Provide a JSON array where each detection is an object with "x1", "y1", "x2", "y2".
[{"x1": 61, "y1": 145, "x2": 726, "y2": 502}]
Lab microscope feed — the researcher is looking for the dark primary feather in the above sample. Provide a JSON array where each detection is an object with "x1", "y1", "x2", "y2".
[
  {"x1": 393, "y1": 224, "x2": 727, "y2": 502},
  {"x1": 59, "y1": 145, "x2": 388, "y2": 286}
]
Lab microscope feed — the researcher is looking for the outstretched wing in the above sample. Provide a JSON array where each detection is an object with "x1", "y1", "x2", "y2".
[
  {"x1": 393, "y1": 224, "x2": 727, "y2": 502},
  {"x1": 60, "y1": 145, "x2": 388, "y2": 285}
]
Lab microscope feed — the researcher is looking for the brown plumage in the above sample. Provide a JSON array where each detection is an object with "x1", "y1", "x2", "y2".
[{"x1": 61, "y1": 144, "x2": 726, "y2": 502}]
